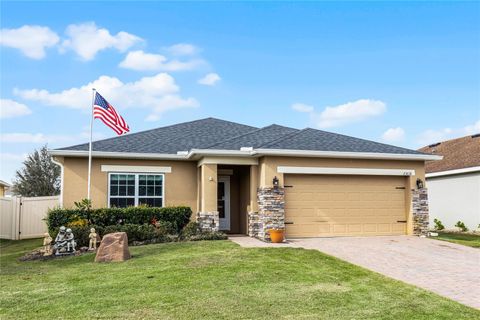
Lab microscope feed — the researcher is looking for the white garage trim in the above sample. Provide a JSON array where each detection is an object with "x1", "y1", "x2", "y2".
[
  {"x1": 277, "y1": 166, "x2": 415, "y2": 176},
  {"x1": 101, "y1": 165, "x2": 172, "y2": 173},
  {"x1": 426, "y1": 166, "x2": 480, "y2": 178}
]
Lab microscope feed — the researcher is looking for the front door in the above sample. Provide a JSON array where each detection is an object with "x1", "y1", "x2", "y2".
[{"x1": 217, "y1": 176, "x2": 231, "y2": 231}]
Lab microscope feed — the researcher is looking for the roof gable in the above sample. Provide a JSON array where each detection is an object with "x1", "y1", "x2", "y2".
[{"x1": 206, "y1": 124, "x2": 299, "y2": 150}]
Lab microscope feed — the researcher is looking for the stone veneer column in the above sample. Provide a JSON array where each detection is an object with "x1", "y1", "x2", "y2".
[
  {"x1": 248, "y1": 187, "x2": 285, "y2": 241},
  {"x1": 197, "y1": 211, "x2": 219, "y2": 232},
  {"x1": 412, "y1": 188, "x2": 429, "y2": 236}
]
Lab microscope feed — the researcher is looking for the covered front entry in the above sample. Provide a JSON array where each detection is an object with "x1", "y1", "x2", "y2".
[
  {"x1": 284, "y1": 174, "x2": 408, "y2": 238},
  {"x1": 217, "y1": 165, "x2": 251, "y2": 233}
]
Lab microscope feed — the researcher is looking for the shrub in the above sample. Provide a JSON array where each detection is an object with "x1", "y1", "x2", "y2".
[
  {"x1": 180, "y1": 221, "x2": 227, "y2": 241},
  {"x1": 455, "y1": 221, "x2": 468, "y2": 232},
  {"x1": 433, "y1": 218, "x2": 445, "y2": 231},
  {"x1": 46, "y1": 206, "x2": 192, "y2": 234}
]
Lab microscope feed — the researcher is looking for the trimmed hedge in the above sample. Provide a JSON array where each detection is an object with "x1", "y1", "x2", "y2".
[{"x1": 46, "y1": 206, "x2": 192, "y2": 234}]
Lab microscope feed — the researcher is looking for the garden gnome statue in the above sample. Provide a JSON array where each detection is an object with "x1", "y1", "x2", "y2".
[
  {"x1": 88, "y1": 228, "x2": 97, "y2": 251},
  {"x1": 43, "y1": 232, "x2": 53, "y2": 256},
  {"x1": 65, "y1": 228, "x2": 76, "y2": 253}
]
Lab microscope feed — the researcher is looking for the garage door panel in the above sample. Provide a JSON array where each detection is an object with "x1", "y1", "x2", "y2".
[{"x1": 285, "y1": 174, "x2": 407, "y2": 237}]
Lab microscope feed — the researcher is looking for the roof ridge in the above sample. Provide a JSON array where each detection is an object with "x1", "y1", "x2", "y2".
[
  {"x1": 419, "y1": 133, "x2": 480, "y2": 149},
  {"x1": 258, "y1": 128, "x2": 309, "y2": 148},
  {"x1": 204, "y1": 124, "x2": 277, "y2": 149}
]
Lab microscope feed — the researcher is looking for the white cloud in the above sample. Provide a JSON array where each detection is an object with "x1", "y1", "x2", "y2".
[
  {"x1": 167, "y1": 43, "x2": 199, "y2": 56},
  {"x1": 198, "y1": 73, "x2": 221, "y2": 86},
  {"x1": 61, "y1": 22, "x2": 142, "y2": 60},
  {"x1": 14, "y1": 73, "x2": 198, "y2": 120},
  {"x1": 0, "y1": 99, "x2": 32, "y2": 119},
  {"x1": 381, "y1": 127, "x2": 405, "y2": 142},
  {"x1": 119, "y1": 50, "x2": 204, "y2": 71},
  {"x1": 314, "y1": 99, "x2": 386, "y2": 128},
  {"x1": 291, "y1": 103, "x2": 314, "y2": 113},
  {"x1": 0, "y1": 133, "x2": 73, "y2": 144},
  {"x1": 0, "y1": 25, "x2": 59, "y2": 59},
  {"x1": 417, "y1": 120, "x2": 480, "y2": 146}
]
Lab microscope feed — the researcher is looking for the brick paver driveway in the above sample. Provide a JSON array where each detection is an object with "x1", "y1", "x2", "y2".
[{"x1": 230, "y1": 235, "x2": 480, "y2": 309}]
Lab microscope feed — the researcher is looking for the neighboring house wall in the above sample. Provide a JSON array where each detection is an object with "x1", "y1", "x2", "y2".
[
  {"x1": 61, "y1": 157, "x2": 198, "y2": 211},
  {"x1": 427, "y1": 172, "x2": 480, "y2": 230},
  {"x1": 0, "y1": 186, "x2": 5, "y2": 197}
]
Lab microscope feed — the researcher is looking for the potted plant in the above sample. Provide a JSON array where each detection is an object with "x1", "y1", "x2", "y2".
[{"x1": 269, "y1": 228, "x2": 285, "y2": 243}]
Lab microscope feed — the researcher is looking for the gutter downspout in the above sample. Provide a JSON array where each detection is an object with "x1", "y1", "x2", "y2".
[{"x1": 51, "y1": 158, "x2": 64, "y2": 208}]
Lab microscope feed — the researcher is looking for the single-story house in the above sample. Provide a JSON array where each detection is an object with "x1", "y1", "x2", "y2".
[
  {"x1": 50, "y1": 118, "x2": 440, "y2": 240},
  {"x1": 419, "y1": 134, "x2": 480, "y2": 230},
  {"x1": 0, "y1": 180, "x2": 11, "y2": 197}
]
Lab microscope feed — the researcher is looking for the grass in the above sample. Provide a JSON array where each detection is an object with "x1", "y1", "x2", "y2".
[
  {"x1": 1, "y1": 239, "x2": 479, "y2": 320},
  {"x1": 434, "y1": 231, "x2": 480, "y2": 248}
]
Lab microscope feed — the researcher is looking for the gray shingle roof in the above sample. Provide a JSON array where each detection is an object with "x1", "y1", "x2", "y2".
[
  {"x1": 206, "y1": 124, "x2": 299, "y2": 150},
  {"x1": 57, "y1": 118, "x2": 257, "y2": 154},
  {"x1": 261, "y1": 128, "x2": 424, "y2": 154},
  {"x1": 55, "y1": 117, "x2": 424, "y2": 155}
]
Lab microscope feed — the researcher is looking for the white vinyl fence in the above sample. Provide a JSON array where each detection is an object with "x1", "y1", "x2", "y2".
[{"x1": 0, "y1": 196, "x2": 60, "y2": 240}]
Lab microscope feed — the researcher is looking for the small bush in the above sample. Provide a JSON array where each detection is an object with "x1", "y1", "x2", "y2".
[
  {"x1": 180, "y1": 221, "x2": 227, "y2": 241},
  {"x1": 455, "y1": 221, "x2": 468, "y2": 232},
  {"x1": 433, "y1": 218, "x2": 445, "y2": 231}
]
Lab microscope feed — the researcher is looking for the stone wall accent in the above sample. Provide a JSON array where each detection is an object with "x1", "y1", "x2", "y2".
[
  {"x1": 412, "y1": 188, "x2": 429, "y2": 236},
  {"x1": 249, "y1": 187, "x2": 285, "y2": 241},
  {"x1": 196, "y1": 211, "x2": 219, "y2": 232}
]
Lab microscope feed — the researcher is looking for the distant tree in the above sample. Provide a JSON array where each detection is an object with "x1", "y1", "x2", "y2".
[{"x1": 12, "y1": 145, "x2": 60, "y2": 197}]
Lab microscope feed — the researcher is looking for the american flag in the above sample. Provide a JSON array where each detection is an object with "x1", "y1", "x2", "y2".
[{"x1": 93, "y1": 92, "x2": 130, "y2": 135}]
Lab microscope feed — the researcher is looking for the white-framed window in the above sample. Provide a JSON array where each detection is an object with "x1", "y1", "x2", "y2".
[{"x1": 108, "y1": 173, "x2": 164, "y2": 208}]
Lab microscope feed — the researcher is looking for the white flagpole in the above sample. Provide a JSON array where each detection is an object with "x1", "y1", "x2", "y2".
[{"x1": 87, "y1": 88, "x2": 96, "y2": 200}]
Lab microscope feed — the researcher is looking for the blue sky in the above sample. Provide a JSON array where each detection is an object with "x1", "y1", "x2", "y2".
[{"x1": 1, "y1": 1, "x2": 479, "y2": 183}]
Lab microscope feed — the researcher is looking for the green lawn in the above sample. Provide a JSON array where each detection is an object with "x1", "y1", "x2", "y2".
[
  {"x1": 1, "y1": 239, "x2": 479, "y2": 319},
  {"x1": 434, "y1": 232, "x2": 480, "y2": 248}
]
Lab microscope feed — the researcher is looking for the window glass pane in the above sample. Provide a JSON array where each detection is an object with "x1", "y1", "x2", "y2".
[
  {"x1": 127, "y1": 175, "x2": 135, "y2": 183},
  {"x1": 127, "y1": 186, "x2": 135, "y2": 196},
  {"x1": 119, "y1": 175, "x2": 127, "y2": 185},
  {"x1": 139, "y1": 197, "x2": 163, "y2": 207},
  {"x1": 119, "y1": 186, "x2": 126, "y2": 196},
  {"x1": 155, "y1": 187, "x2": 162, "y2": 196},
  {"x1": 110, "y1": 186, "x2": 118, "y2": 196},
  {"x1": 111, "y1": 174, "x2": 119, "y2": 184},
  {"x1": 139, "y1": 175, "x2": 146, "y2": 184},
  {"x1": 147, "y1": 175, "x2": 154, "y2": 183},
  {"x1": 147, "y1": 186, "x2": 154, "y2": 196},
  {"x1": 139, "y1": 186, "x2": 146, "y2": 196},
  {"x1": 155, "y1": 175, "x2": 162, "y2": 183}
]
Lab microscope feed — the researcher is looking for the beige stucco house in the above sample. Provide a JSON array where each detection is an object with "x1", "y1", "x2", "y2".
[{"x1": 50, "y1": 118, "x2": 440, "y2": 241}]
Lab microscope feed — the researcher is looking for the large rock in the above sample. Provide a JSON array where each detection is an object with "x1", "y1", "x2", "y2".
[{"x1": 95, "y1": 232, "x2": 131, "y2": 262}]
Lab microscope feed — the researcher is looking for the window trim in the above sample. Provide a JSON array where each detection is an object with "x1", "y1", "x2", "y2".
[{"x1": 107, "y1": 172, "x2": 165, "y2": 208}]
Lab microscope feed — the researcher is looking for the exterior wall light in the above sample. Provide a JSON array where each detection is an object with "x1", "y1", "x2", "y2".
[
  {"x1": 273, "y1": 176, "x2": 279, "y2": 188},
  {"x1": 416, "y1": 178, "x2": 424, "y2": 189}
]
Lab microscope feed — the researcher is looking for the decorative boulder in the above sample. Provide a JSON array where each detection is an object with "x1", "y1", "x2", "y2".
[{"x1": 95, "y1": 232, "x2": 131, "y2": 262}]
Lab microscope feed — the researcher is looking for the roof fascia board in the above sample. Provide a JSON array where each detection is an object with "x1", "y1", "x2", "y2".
[
  {"x1": 48, "y1": 150, "x2": 187, "y2": 160},
  {"x1": 198, "y1": 156, "x2": 259, "y2": 167},
  {"x1": 278, "y1": 166, "x2": 415, "y2": 176},
  {"x1": 49, "y1": 148, "x2": 442, "y2": 162},
  {"x1": 253, "y1": 149, "x2": 443, "y2": 161},
  {"x1": 426, "y1": 166, "x2": 480, "y2": 178}
]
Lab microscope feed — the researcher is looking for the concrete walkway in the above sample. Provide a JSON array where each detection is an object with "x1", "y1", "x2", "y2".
[{"x1": 229, "y1": 235, "x2": 480, "y2": 309}]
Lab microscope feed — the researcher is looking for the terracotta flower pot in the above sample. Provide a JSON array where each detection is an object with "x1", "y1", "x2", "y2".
[{"x1": 269, "y1": 229, "x2": 284, "y2": 243}]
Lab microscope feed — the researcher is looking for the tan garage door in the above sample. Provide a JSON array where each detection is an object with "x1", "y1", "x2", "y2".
[{"x1": 284, "y1": 174, "x2": 407, "y2": 237}]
